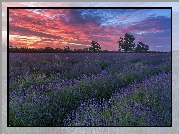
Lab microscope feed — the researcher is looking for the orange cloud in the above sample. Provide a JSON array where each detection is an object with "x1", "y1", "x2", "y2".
[
  {"x1": 9, "y1": 9, "x2": 99, "y2": 49},
  {"x1": 5, "y1": 6, "x2": 171, "y2": 51}
]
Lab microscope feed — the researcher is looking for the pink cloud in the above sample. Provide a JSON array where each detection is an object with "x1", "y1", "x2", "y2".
[
  {"x1": 2, "y1": 2, "x2": 71, "y2": 45},
  {"x1": 3, "y1": 4, "x2": 171, "y2": 51}
]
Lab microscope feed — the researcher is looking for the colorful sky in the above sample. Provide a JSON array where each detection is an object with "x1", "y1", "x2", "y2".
[
  {"x1": 2, "y1": 2, "x2": 175, "y2": 51},
  {"x1": 8, "y1": 8, "x2": 171, "y2": 51}
]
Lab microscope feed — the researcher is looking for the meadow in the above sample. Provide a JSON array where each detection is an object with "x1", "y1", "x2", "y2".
[{"x1": 9, "y1": 53, "x2": 171, "y2": 126}]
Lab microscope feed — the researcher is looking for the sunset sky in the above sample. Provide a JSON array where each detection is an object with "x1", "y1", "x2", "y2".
[{"x1": 8, "y1": 8, "x2": 171, "y2": 51}]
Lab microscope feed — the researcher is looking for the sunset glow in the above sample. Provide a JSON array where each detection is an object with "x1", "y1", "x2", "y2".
[{"x1": 9, "y1": 8, "x2": 171, "y2": 51}]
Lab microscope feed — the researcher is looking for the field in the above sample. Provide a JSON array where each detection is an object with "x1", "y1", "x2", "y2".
[{"x1": 9, "y1": 53, "x2": 171, "y2": 126}]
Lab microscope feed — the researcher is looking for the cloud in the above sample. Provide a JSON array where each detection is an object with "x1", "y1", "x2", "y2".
[
  {"x1": 156, "y1": 46, "x2": 163, "y2": 47},
  {"x1": 9, "y1": 25, "x2": 63, "y2": 39},
  {"x1": 5, "y1": 6, "x2": 171, "y2": 51},
  {"x1": 128, "y1": 16, "x2": 171, "y2": 33},
  {"x1": 58, "y1": 9, "x2": 104, "y2": 26}
]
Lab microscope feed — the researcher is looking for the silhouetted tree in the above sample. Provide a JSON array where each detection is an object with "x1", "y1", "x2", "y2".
[
  {"x1": 89, "y1": 47, "x2": 93, "y2": 52},
  {"x1": 145, "y1": 45, "x2": 149, "y2": 52},
  {"x1": 117, "y1": 33, "x2": 135, "y2": 52},
  {"x1": 9, "y1": 44, "x2": 13, "y2": 48},
  {"x1": 55, "y1": 48, "x2": 63, "y2": 53},
  {"x1": 83, "y1": 48, "x2": 89, "y2": 53},
  {"x1": 103, "y1": 50, "x2": 108, "y2": 53},
  {"x1": 90, "y1": 41, "x2": 101, "y2": 52},
  {"x1": 44, "y1": 47, "x2": 54, "y2": 53},
  {"x1": 135, "y1": 42, "x2": 149, "y2": 53},
  {"x1": 63, "y1": 46, "x2": 71, "y2": 53}
]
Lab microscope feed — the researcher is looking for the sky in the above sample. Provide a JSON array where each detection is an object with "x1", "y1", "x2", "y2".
[{"x1": 2, "y1": 2, "x2": 176, "y2": 51}]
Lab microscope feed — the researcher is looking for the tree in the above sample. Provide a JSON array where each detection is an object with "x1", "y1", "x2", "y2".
[
  {"x1": 135, "y1": 43, "x2": 142, "y2": 53},
  {"x1": 9, "y1": 44, "x2": 13, "y2": 48},
  {"x1": 45, "y1": 47, "x2": 53, "y2": 53},
  {"x1": 135, "y1": 42, "x2": 149, "y2": 53},
  {"x1": 90, "y1": 41, "x2": 101, "y2": 52},
  {"x1": 63, "y1": 46, "x2": 71, "y2": 53},
  {"x1": 83, "y1": 48, "x2": 89, "y2": 53},
  {"x1": 89, "y1": 47, "x2": 93, "y2": 52},
  {"x1": 55, "y1": 48, "x2": 63, "y2": 53},
  {"x1": 145, "y1": 45, "x2": 149, "y2": 52},
  {"x1": 117, "y1": 33, "x2": 135, "y2": 52}
]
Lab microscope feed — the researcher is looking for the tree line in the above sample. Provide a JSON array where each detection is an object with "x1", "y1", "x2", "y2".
[
  {"x1": 7, "y1": 33, "x2": 165, "y2": 53},
  {"x1": 117, "y1": 33, "x2": 149, "y2": 53}
]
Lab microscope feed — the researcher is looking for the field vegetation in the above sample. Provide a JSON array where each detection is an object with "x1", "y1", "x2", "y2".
[{"x1": 9, "y1": 53, "x2": 171, "y2": 126}]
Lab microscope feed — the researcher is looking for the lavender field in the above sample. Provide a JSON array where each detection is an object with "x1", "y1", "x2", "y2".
[{"x1": 9, "y1": 53, "x2": 171, "y2": 126}]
